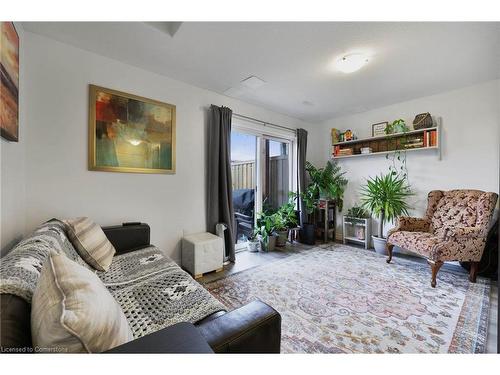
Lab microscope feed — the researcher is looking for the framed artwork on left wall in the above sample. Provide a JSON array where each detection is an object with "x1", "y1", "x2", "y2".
[
  {"x1": 1, "y1": 22, "x2": 19, "y2": 142},
  {"x1": 88, "y1": 85, "x2": 176, "y2": 174}
]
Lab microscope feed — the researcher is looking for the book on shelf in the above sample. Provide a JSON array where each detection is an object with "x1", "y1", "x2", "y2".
[
  {"x1": 337, "y1": 148, "x2": 354, "y2": 156},
  {"x1": 404, "y1": 142, "x2": 424, "y2": 149},
  {"x1": 422, "y1": 130, "x2": 437, "y2": 147},
  {"x1": 429, "y1": 130, "x2": 437, "y2": 146}
]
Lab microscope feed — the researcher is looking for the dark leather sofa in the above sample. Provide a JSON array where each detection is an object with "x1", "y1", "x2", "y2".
[{"x1": 0, "y1": 223, "x2": 281, "y2": 353}]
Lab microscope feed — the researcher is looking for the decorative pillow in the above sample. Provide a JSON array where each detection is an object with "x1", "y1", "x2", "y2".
[
  {"x1": 31, "y1": 251, "x2": 133, "y2": 353},
  {"x1": 63, "y1": 217, "x2": 115, "y2": 271}
]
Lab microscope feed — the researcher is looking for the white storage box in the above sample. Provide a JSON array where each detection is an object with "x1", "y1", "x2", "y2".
[{"x1": 182, "y1": 232, "x2": 224, "y2": 278}]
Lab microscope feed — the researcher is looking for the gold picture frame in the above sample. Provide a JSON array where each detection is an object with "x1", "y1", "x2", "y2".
[{"x1": 88, "y1": 85, "x2": 176, "y2": 174}]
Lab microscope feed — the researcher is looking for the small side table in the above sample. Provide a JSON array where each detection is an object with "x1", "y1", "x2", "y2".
[
  {"x1": 182, "y1": 232, "x2": 224, "y2": 279},
  {"x1": 342, "y1": 216, "x2": 371, "y2": 249}
]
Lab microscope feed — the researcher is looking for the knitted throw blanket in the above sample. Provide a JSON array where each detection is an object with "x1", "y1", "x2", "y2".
[
  {"x1": 98, "y1": 246, "x2": 226, "y2": 339},
  {"x1": 0, "y1": 220, "x2": 91, "y2": 302},
  {"x1": 0, "y1": 221, "x2": 226, "y2": 339}
]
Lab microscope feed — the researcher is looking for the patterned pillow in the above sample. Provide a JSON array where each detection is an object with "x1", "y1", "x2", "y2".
[
  {"x1": 31, "y1": 251, "x2": 133, "y2": 353},
  {"x1": 63, "y1": 217, "x2": 116, "y2": 272}
]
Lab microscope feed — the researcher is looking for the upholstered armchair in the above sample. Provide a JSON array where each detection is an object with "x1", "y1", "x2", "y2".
[{"x1": 386, "y1": 190, "x2": 498, "y2": 287}]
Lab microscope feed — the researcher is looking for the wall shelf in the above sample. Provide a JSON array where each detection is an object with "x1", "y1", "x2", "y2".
[
  {"x1": 332, "y1": 145, "x2": 439, "y2": 159},
  {"x1": 332, "y1": 121, "x2": 441, "y2": 160}
]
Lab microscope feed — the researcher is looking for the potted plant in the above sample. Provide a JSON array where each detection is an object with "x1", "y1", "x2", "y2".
[
  {"x1": 385, "y1": 118, "x2": 409, "y2": 135},
  {"x1": 360, "y1": 172, "x2": 412, "y2": 254},
  {"x1": 345, "y1": 205, "x2": 370, "y2": 240},
  {"x1": 247, "y1": 232, "x2": 262, "y2": 253},
  {"x1": 255, "y1": 212, "x2": 277, "y2": 251},
  {"x1": 305, "y1": 160, "x2": 348, "y2": 210},
  {"x1": 271, "y1": 213, "x2": 288, "y2": 247},
  {"x1": 274, "y1": 193, "x2": 300, "y2": 247}
]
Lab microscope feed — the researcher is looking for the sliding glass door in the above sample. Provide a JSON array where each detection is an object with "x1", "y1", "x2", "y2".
[
  {"x1": 231, "y1": 131, "x2": 257, "y2": 250},
  {"x1": 261, "y1": 138, "x2": 290, "y2": 212},
  {"x1": 231, "y1": 118, "x2": 296, "y2": 252}
]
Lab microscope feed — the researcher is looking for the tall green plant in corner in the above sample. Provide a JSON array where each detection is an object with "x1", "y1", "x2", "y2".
[
  {"x1": 305, "y1": 160, "x2": 348, "y2": 210},
  {"x1": 360, "y1": 172, "x2": 412, "y2": 254}
]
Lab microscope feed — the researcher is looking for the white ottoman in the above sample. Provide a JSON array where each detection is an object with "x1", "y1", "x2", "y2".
[{"x1": 182, "y1": 232, "x2": 224, "y2": 279}]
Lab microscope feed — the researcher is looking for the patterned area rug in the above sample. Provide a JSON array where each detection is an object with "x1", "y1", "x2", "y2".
[{"x1": 205, "y1": 245, "x2": 490, "y2": 353}]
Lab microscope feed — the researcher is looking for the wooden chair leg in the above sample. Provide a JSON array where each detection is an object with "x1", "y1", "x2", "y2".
[
  {"x1": 428, "y1": 260, "x2": 443, "y2": 288},
  {"x1": 469, "y1": 262, "x2": 479, "y2": 283},
  {"x1": 386, "y1": 243, "x2": 394, "y2": 263}
]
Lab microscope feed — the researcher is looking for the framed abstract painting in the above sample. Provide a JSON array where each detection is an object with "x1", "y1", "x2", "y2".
[
  {"x1": 88, "y1": 85, "x2": 176, "y2": 174},
  {"x1": 1, "y1": 22, "x2": 19, "y2": 142}
]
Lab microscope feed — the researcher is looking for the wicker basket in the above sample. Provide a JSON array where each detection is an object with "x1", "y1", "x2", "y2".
[{"x1": 413, "y1": 113, "x2": 433, "y2": 130}]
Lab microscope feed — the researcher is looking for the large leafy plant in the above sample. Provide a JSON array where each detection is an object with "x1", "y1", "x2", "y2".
[
  {"x1": 360, "y1": 172, "x2": 413, "y2": 238},
  {"x1": 305, "y1": 160, "x2": 348, "y2": 210},
  {"x1": 276, "y1": 194, "x2": 299, "y2": 229}
]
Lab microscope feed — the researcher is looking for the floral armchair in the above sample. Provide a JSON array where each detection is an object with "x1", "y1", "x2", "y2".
[{"x1": 386, "y1": 190, "x2": 498, "y2": 287}]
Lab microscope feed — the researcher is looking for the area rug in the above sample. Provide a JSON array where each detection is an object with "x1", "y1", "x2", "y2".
[{"x1": 204, "y1": 245, "x2": 490, "y2": 353}]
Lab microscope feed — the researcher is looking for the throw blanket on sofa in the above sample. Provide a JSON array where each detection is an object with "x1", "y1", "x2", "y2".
[
  {"x1": 98, "y1": 246, "x2": 226, "y2": 339},
  {"x1": 1, "y1": 221, "x2": 226, "y2": 339},
  {"x1": 0, "y1": 220, "x2": 91, "y2": 302}
]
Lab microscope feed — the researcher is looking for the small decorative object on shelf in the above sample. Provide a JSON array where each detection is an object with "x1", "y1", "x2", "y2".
[
  {"x1": 372, "y1": 122, "x2": 388, "y2": 137},
  {"x1": 360, "y1": 147, "x2": 372, "y2": 154},
  {"x1": 413, "y1": 112, "x2": 433, "y2": 130},
  {"x1": 343, "y1": 129, "x2": 354, "y2": 141},
  {"x1": 331, "y1": 128, "x2": 340, "y2": 144}
]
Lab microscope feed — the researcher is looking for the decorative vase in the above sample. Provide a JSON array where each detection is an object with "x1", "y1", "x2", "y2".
[{"x1": 372, "y1": 235, "x2": 388, "y2": 255}]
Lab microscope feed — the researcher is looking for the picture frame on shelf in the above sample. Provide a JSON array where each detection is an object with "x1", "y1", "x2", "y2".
[{"x1": 371, "y1": 121, "x2": 388, "y2": 137}]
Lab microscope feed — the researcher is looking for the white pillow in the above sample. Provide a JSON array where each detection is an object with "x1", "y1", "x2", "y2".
[
  {"x1": 63, "y1": 217, "x2": 116, "y2": 271},
  {"x1": 31, "y1": 251, "x2": 133, "y2": 353}
]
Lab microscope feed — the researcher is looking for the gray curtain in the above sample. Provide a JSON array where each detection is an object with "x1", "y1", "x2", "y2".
[
  {"x1": 296, "y1": 128, "x2": 308, "y2": 226},
  {"x1": 207, "y1": 105, "x2": 235, "y2": 262}
]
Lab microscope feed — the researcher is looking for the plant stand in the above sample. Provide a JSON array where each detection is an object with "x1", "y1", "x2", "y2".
[
  {"x1": 342, "y1": 216, "x2": 371, "y2": 249},
  {"x1": 316, "y1": 199, "x2": 336, "y2": 243}
]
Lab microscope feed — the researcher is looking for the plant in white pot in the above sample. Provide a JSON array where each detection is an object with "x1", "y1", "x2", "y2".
[
  {"x1": 254, "y1": 212, "x2": 277, "y2": 252},
  {"x1": 360, "y1": 172, "x2": 412, "y2": 254}
]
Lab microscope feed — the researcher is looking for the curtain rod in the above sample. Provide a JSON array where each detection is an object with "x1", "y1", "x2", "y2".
[{"x1": 232, "y1": 113, "x2": 297, "y2": 133}]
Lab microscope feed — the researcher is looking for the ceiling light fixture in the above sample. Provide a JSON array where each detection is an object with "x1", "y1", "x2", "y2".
[{"x1": 335, "y1": 53, "x2": 369, "y2": 74}]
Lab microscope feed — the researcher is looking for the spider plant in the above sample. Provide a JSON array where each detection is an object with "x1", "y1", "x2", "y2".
[{"x1": 360, "y1": 172, "x2": 413, "y2": 238}]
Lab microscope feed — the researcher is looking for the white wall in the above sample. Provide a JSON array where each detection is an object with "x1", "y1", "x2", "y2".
[
  {"x1": 1, "y1": 23, "x2": 26, "y2": 255},
  {"x1": 309, "y1": 80, "x2": 500, "y2": 242},
  {"x1": 18, "y1": 32, "x2": 312, "y2": 263}
]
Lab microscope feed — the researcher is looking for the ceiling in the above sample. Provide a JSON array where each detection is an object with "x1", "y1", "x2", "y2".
[{"x1": 22, "y1": 22, "x2": 500, "y2": 122}]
